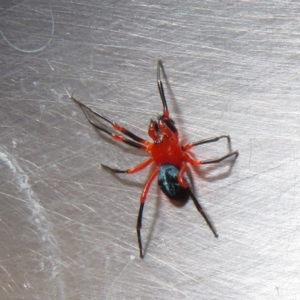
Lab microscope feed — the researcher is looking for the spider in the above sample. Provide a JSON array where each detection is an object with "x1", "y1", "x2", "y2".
[{"x1": 70, "y1": 60, "x2": 238, "y2": 258}]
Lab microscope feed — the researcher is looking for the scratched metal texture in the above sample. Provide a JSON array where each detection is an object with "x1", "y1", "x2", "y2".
[{"x1": 1, "y1": 1, "x2": 300, "y2": 299}]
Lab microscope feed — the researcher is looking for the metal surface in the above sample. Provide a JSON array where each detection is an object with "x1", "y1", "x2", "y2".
[{"x1": 1, "y1": 1, "x2": 300, "y2": 299}]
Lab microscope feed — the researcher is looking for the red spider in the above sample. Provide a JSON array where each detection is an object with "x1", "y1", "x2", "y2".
[{"x1": 71, "y1": 60, "x2": 238, "y2": 258}]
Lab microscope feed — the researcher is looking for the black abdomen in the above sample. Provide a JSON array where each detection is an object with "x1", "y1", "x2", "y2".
[{"x1": 158, "y1": 164, "x2": 189, "y2": 201}]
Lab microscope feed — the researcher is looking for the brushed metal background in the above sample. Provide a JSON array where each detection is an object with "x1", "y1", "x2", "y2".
[{"x1": 1, "y1": 1, "x2": 300, "y2": 299}]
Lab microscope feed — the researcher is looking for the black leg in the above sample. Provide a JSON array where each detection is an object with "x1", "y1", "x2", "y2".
[
  {"x1": 101, "y1": 158, "x2": 153, "y2": 174},
  {"x1": 187, "y1": 187, "x2": 218, "y2": 238},
  {"x1": 157, "y1": 60, "x2": 168, "y2": 113},
  {"x1": 101, "y1": 164, "x2": 128, "y2": 174},
  {"x1": 71, "y1": 95, "x2": 147, "y2": 143},
  {"x1": 70, "y1": 95, "x2": 147, "y2": 150},
  {"x1": 191, "y1": 135, "x2": 231, "y2": 147},
  {"x1": 184, "y1": 135, "x2": 231, "y2": 150},
  {"x1": 137, "y1": 202, "x2": 145, "y2": 258},
  {"x1": 202, "y1": 151, "x2": 239, "y2": 165},
  {"x1": 135, "y1": 169, "x2": 159, "y2": 258}
]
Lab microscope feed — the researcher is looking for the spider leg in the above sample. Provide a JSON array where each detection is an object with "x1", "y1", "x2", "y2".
[
  {"x1": 202, "y1": 151, "x2": 239, "y2": 165},
  {"x1": 101, "y1": 157, "x2": 153, "y2": 174},
  {"x1": 177, "y1": 163, "x2": 217, "y2": 238},
  {"x1": 183, "y1": 135, "x2": 231, "y2": 151},
  {"x1": 183, "y1": 151, "x2": 238, "y2": 166},
  {"x1": 187, "y1": 187, "x2": 218, "y2": 238},
  {"x1": 137, "y1": 168, "x2": 159, "y2": 258},
  {"x1": 71, "y1": 96, "x2": 148, "y2": 151},
  {"x1": 157, "y1": 60, "x2": 169, "y2": 119},
  {"x1": 177, "y1": 162, "x2": 189, "y2": 188},
  {"x1": 71, "y1": 95, "x2": 150, "y2": 147},
  {"x1": 175, "y1": 152, "x2": 219, "y2": 236}
]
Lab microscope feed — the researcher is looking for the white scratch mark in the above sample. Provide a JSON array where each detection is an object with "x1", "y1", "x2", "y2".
[
  {"x1": 79, "y1": 203, "x2": 96, "y2": 212},
  {"x1": 0, "y1": 3, "x2": 54, "y2": 53},
  {"x1": 71, "y1": 204, "x2": 84, "y2": 213},
  {"x1": 21, "y1": 282, "x2": 32, "y2": 290},
  {"x1": 0, "y1": 152, "x2": 17, "y2": 174},
  {"x1": 64, "y1": 86, "x2": 73, "y2": 99},
  {"x1": 0, "y1": 150, "x2": 47, "y2": 231},
  {"x1": 0, "y1": 191, "x2": 27, "y2": 203},
  {"x1": 0, "y1": 217, "x2": 11, "y2": 231},
  {"x1": 105, "y1": 258, "x2": 133, "y2": 300},
  {"x1": 46, "y1": 58, "x2": 55, "y2": 71},
  {"x1": 43, "y1": 207, "x2": 73, "y2": 222},
  {"x1": 90, "y1": 46, "x2": 94, "y2": 69},
  {"x1": 149, "y1": 254, "x2": 199, "y2": 283},
  {"x1": 1, "y1": 286, "x2": 9, "y2": 296},
  {"x1": 75, "y1": 181, "x2": 85, "y2": 190},
  {"x1": 0, "y1": 265, "x2": 21, "y2": 293},
  {"x1": 0, "y1": 151, "x2": 65, "y2": 297},
  {"x1": 12, "y1": 139, "x2": 17, "y2": 148}
]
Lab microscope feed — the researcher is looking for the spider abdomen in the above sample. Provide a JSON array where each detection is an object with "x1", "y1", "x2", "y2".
[{"x1": 158, "y1": 164, "x2": 189, "y2": 201}]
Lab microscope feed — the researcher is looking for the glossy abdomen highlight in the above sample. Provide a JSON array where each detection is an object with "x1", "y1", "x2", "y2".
[{"x1": 158, "y1": 164, "x2": 189, "y2": 201}]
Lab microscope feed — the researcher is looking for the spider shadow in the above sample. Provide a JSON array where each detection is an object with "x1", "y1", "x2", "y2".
[
  {"x1": 78, "y1": 109, "x2": 162, "y2": 257},
  {"x1": 190, "y1": 133, "x2": 238, "y2": 183},
  {"x1": 195, "y1": 156, "x2": 238, "y2": 183},
  {"x1": 173, "y1": 156, "x2": 238, "y2": 238},
  {"x1": 142, "y1": 157, "x2": 238, "y2": 257},
  {"x1": 100, "y1": 159, "x2": 160, "y2": 258},
  {"x1": 100, "y1": 159, "x2": 146, "y2": 189},
  {"x1": 142, "y1": 177, "x2": 161, "y2": 258}
]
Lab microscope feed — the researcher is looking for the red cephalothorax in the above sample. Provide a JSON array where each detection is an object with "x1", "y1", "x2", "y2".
[
  {"x1": 70, "y1": 60, "x2": 238, "y2": 258},
  {"x1": 148, "y1": 116, "x2": 184, "y2": 167}
]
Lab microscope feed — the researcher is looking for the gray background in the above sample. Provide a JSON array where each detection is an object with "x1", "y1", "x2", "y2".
[{"x1": 1, "y1": 1, "x2": 300, "y2": 299}]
